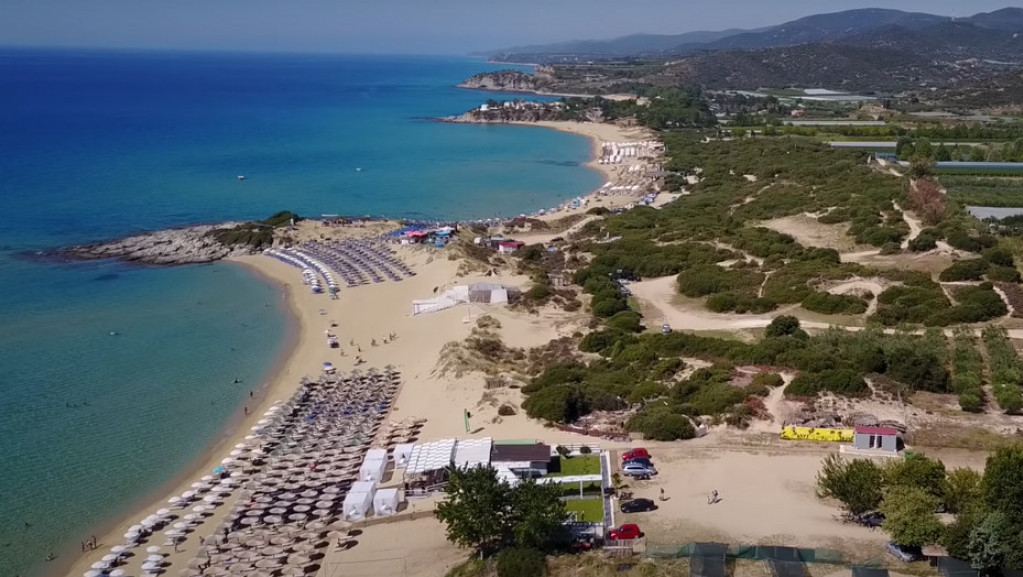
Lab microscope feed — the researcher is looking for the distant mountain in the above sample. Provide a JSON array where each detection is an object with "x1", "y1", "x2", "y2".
[
  {"x1": 483, "y1": 7, "x2": 1023, "y2": 63},
  {"x1": 964, "y1": 7, "x2": 1023, "y2": 31},
  {"x1": 477, "y1": 28, "x2": 756, "y2": 60},
  {"x1": 691, "y1": 8, "x2": 949, "y2": 52},
  {"x1": 837, "y1": 21, "x2": 1023, "y2": 61}
]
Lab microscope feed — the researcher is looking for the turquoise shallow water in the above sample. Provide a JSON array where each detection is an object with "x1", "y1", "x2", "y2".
[{"x1": 0, "y1": 49, "x2": 602, "y2": 576}]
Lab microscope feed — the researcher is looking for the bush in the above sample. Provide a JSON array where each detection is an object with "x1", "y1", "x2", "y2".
[
  {"x1": 994, "y1": 384, "x2": 1023, "y2": 414},
  {"x1": 606, "y1": 311, "x2": 643, "y2": 333},
  {"x1": 522, "y1": 385, "x2": 586, "y2": 423},
  {"x1": 802, "y1": 292, "x2": 868, "y2": 315},
  {"x1": 987, "y1": 266, "x2": 1022, "y2": 283},
  {"x1": 579, "y1": 329, "x2": 627, "y2": 354},
  {"x1": 525, "y1": 283, "x2": 552, "y2": 300},
  {"x1": 959, "y1": 391, "x2": 984, "y2": 413},
  {"x1": 628, "y1": 410, "x2": 696, "y2": 441},
  {"x1": 984, "y1": 247, "x2": 1015, "y2": 268},
  {"x1": 946, "y1": 230, "x2": 997, "y2": 253},
  {"x1": 496, "y1": 548, "x2": 547, "y2": 577},
  {"x1": 497, "y1": 404, "x2": 517, "y2": 416},
  {"x1": 939, "y1": 259, "x2": 989, "y2": 282},
  {"x1": 765, "y1": 315, "x2": 804, "y2": 338},
  {"x1": 786, "y1": 369, "x2": 869, "y2": 397},
  {"x1": 627, "y1": 381, "x2": 667, "y2": 403},
  {"x1": 752, "y1": 372, "x2": 785, "y2": 388},
  {"x1": 908, "y1": 230, "x2": 938, "y2": 252}
]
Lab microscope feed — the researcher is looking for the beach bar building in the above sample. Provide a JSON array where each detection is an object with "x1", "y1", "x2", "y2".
[
  {"x1": 491, "y1": 442, "x2": 551, "y2": 480},
  {"x1": 852, "y1": 426, "x2": 900, "y2": 453}
]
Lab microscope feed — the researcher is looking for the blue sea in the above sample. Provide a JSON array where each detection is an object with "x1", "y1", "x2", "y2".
[{"x1": 0, "y1": 49, "x2": 601, "y2": 577}]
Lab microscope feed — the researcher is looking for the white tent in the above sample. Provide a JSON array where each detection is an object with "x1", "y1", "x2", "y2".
[
  {"x1": 364, "y1": 448, "x2": 388, "y2": 462},
  {"x1": 359, "y1": 456, "x2": 388, "y2": 482},
  {"x1": 392, "y1": 444, "x2": 414, "y2": 468},
  {"x1": 350, "y1": 480, "x2": 377, "y2": 494},
  {"x1": 372, "y1": 488, "x2": 401, "y2": 517},
  {"x1": 406, "y1": 439, "x2": 457, "y2": 475},
  {"x1": 342, "y1": 490, "x2": 374, "y2": 521},
  {"x1": 453, "y1": 437, "x2": 493, "y2": 469}
]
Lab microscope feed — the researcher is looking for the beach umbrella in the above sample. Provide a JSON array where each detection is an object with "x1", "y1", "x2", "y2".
[
  {"x1": 84, "y1": 570, "x2": 102, "y2": 577},
  {"x1": 202, "y1": 495, "x2": 219, "y2": 503},
  {"x1": 239, "y1": 517, "x2": 259, "y2": 526},
  {"x1": 147, "y1": 554, "x2": 165, "y2": 563},
  {"x1": 109, "y1": 570, "x2": 126, "y2": 577},
  {"x1": 291, "y1": 542, "x2": 315, "y2": 554},
  {"x1": 263, "y1": 514, "x2": 283, "y2": 524},
  {"x1": 294, "y1": 504, "x2": 311, "y2": 513},
  {"x1": 254, "y1": 559, "x2": 281, "y2": 569},
  {"x1": 201, "y1": 475, "x2": 214, "y2": 482},
  {"x1": 101, "y1": 553, "x2": 119, "y2": 563},
  {"x1": 147, "y1": 546, "x2": 162, "y2": 554},
  {"x1": 288, "y1": 513, "x2": 308, "y2": 522},
  {"x1": 90, "y1": 561, "x2": 109, "y2": 570},
  {"x1": 234, "y1": 443, "x2": 248, "y2": 449},
  {"x1": 287, "y1": 553, "x2": 311, "y2": 566},
  {"x1": 110, "y1": 545, "x2": 128, "y2": 555},
  {"x1": 181, "y1": 491, "x2": 196, "y2": 499},
  {"x1": 279, "y1": 568, "x2": 303, "y2": 577},
  {"x1": 190, "y1": 482, "x2": 207, "y2": 489},
  {"x1": 156, "y1": 508, "x2": 171, "y2": 516},
  {"x1": 167, "y1": 496, "x2": 182, "y2": 504}
]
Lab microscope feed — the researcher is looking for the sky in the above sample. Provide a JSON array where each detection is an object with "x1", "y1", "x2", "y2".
[{"x1": 0, "y1": 0, "x2": 1016, "y2": 55}]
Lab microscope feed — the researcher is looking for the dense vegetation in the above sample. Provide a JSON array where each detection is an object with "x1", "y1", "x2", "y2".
[
  {"x1": 208, "y1": 210, "x2": 300, "y2": 249},
  {"x1": 818, "y1": 445, "x2": 1023, "y2": 573}
]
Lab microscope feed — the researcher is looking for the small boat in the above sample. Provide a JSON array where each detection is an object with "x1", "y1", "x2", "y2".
[
  {"x1": 355, "y1": 168, "x2": 362, "y2": 172},
  {"x1": 237, "y1": 175, "x2": 246, "y2": 181}
]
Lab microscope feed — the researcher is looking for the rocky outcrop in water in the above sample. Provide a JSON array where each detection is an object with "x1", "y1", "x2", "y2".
[{"x1": 56, "y1": 223, "x2": 256, "y2": 265}]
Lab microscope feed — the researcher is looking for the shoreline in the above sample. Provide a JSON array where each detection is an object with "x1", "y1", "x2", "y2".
[
  {"x1": 51, "y1": 119, "x2": 660, "y2": 577},
  {"x1": 55, "y1": 258, "x2": 313, "y2": 577}
]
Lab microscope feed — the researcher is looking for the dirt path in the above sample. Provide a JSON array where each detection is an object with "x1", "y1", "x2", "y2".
[
  {"x1": 895, "y1": 201, "x2": 923, "y2": 250},
  {"x1": 631, "y1": 275, "x2": 1023, "y2": 339}
]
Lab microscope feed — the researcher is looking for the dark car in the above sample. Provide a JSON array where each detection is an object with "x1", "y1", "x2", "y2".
[{"x1": 620, "y1": 498, "x2": 657, "y2": 513}]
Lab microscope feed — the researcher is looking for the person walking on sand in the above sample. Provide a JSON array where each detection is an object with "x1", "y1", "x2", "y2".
[{"x1": 708, "y1": 490, "x2": 718, "y2": 504}]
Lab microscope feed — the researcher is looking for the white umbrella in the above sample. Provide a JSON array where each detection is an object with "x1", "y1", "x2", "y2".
[
  {"x1": 156, "y1": 508, "x2": 171, "y2": 516},
  {"x1": 111, "y1": 545, "x2": 128, "y2": 554},
  {"x1": 84, "y1": 571, "x2": 102, "y2": 577},
  {"x1": 202, "y1": 495, "x2": 219, "y2": 503},
  {"x1": 110, "y1": 570, "x2": 127, "y2": 577},
  {"x1": 101, "y1": 553, "x2": 118, "y2": 562},
  {"x1": 230, "y1": 471, "x2": 245, "y2": 478},
  {"x1": 147, "y1": 546, "x2": 162, "y2": 554},
  {"x1": 181, "y1": 491, "x2": 196, "y2": 499},
  {"x1": 201, "y1": 475, "x2": 214, "y2": 482},
  {"x1": 168, "y1": 496, "x2": 182, "y2": 504},
  {"x1": 90, "y1": 561, "x2": 109, "y2": 570},
  {"x1": 147, "y1": 554, "x2": 165, "y2": 562}
]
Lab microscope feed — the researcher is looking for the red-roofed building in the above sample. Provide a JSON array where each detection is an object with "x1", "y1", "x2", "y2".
[
  {"x1": 497, "y1": 241, "x2": 525, "y2": 254},
  {"x1": 853, "y1": 425, "x2": 900, "y2": 453}
]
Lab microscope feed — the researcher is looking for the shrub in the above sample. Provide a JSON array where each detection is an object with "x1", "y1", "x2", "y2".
[
  {"x1": 606, "y1": 311, "x2": 643, "y2": 333},
  {"x1": 627, "y1": 381, "x2": 667, "y2": 403},
  {"x1": 994, "y1": 384, "x2": 1023, "y2": 414},
  {"x1": 496, "y1": 548, "x2": 547, "y2": 577},
  {"x1": 939, "y1": 259, "x2": 989, "y2": 282},
  {"x1": 958, "y1": 391, "x2": 984, "y2": 413},
  {"x1": 525, "y1": 283, "x2": 552, "y2": 300},
  {"x1": 786, "y1": 369, "x2": 869, "y2": 397},
  {"x1": 765, "y1": 315, "x2": 804, "y2": 338},
  {"x1": 579, "y1": 329, "x2": 627, "y2": 354},
  {"x1": 628, "y1": 410, "x2": 696, "y2": 441},
  {"x1": 523, "y1": 385, "x2": 586, "y2": 423},
  {"x1": 752, "y1": 372, "x2": 785, "y2": 388},
  {"x1": 802, "y1": 292, "x2": 868, "y2": 315},
  {"x1": 579, "y1": 445, "x2": 592, "y2": 454},
  {"x1": 497, "y1": 404, "x2": 517, "y2": 416},
  {"x1": 946, "y1": 230, "x2": 997, "y2": 253},
  {"x1": 987, "y1": 266, "x2": 1022, "y2": 283},
  {"x1": 983, "y1": 247, "x2": 1015, "y2": 268},
  {"x1": 908, "y1": 230, "x2": 938, "y2": 252}
]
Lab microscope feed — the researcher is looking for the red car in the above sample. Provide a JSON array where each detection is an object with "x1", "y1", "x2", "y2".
[
  {"x1": 621, "y1": 448, "x2": 651, "y2": 462},
  {"x1": 609, "y1": 523, "x2": 643, "y2": 540}
]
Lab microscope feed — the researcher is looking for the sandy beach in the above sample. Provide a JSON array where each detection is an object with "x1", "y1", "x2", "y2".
[
  {"x1": 59, "y1": 236, "x2": 608, "y2": 577},
  {"x1": 58, "y1": 119, "x2": 664, "y2": 577}
]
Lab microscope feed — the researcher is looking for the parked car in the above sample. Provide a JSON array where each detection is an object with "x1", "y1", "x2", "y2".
[
  {"x1": 662, "y1": 324, "x2": 672, "y2": 334},
  {"x1": 609, "y1": 523, "x2": 643, "y2": 540},
  {"x1": 886, "y1": 543, "x2": 922, "y2": 563},
  {"x1": 621, "y1": 463, "x2": 657, "y2": 477},
  {"x1": 623, "y1": 457, "x2": 654, "y2": 469},
  {"x1": 620, "y1": 498, "x2": 657, "y2": 513},
  {"x1": 621, "y1": 448, "x2": 650, "y2": 461}
]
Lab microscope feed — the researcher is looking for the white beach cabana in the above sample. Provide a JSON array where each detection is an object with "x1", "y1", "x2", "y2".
[
  {"x1": 372, "y1": 488, "x2": 401, "y2": 517},
  {"x1": 358, "y1": 454, "x2": 388, "y2": 482},
  {"x1": 392, "y1": 443, "x2": 414, "y2": 468},
  {"x1": 342, "y1": 489, "x2": 374, "y2": 521},
  {"x1": 453, "y1": 437, "x2": 493, "y2": 469}
]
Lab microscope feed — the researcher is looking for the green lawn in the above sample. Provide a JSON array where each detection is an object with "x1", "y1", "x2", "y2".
[
  {"x1": 549, "y1": 455, "x2": 601, "y2": 477},
  {"x1": 564, "y1": 498, "x2": 605, "y2": 523}
]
